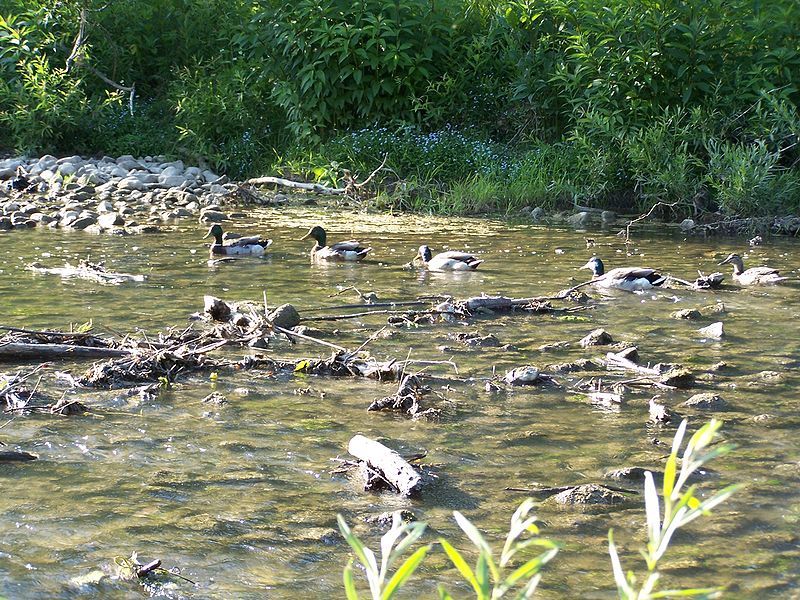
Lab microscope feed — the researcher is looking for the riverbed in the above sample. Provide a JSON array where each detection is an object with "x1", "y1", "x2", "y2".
[{"x1": 1, "y1": 206, "x2": 799, "y2": 598}]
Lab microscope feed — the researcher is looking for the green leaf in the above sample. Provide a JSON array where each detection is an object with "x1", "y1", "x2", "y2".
[
  {"x1": 343, "y1": 559, "x2": 359, "y2": 600},
  {"x1": 497, "y1": 547, "x2": 559, "y2": 595},
  {"x1": 381, "y1": 545, "x2": 430, "y2": 599},
  {"x1": 439, "y1": 538, "x2": 480, "y2": 595}
]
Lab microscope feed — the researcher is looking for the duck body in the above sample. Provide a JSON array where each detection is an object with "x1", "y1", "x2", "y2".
[
  {"x1": 718, "y1": 253, "x2": 787, "y2": 285},
  {"x1": 301, "y1": 226, "x2": 371, "y2": 261},
  {"x1": 581, "y1": 257, "x2": 666, "y2": 291},
  {"x1": 416, "y1": 245, "x2": 483, "y2": 271},
  {"x1": 204, "y1": 224, "x2": 272, "y2": 256}
]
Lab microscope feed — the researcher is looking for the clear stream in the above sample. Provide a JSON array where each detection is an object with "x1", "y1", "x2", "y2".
[{"x1": 1, "y1": 207, "x2": 799, "y2": 599}]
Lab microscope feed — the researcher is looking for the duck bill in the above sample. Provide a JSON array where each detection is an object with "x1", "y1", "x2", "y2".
[
  {"x1": 202, "y1": 227, "x2": 213, "y2": 240},
  {"x1": 579, "y1": 261, "x2": 593, "y2": 270},
  {"x1": 299, "y1": 232, "x2": 310, "y2": 241},
  {"x1": 717, "y1": 257, "x2": 731, "y2": 266}
]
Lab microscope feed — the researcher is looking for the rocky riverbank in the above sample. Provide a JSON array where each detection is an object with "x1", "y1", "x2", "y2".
[
  {"x1": 0, "y1": 155, "x2": 261, "y2": 235},
  {"x1": 4, "y1": 154, "x2": 800, "y2": 238}
]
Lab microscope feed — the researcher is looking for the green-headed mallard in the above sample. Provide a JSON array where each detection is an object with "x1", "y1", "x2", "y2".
[
  {"x1": 203, "y1": 223, "x2": 272, "y2": 256},
  {"x1": 581, "y1": 257, "x2": 666, "y2": 291},
  {"x1": 300, "y1": 225, "x2": 371, "y2": 261},
  {"x1": 718, "y1": 253, "x2": 787, "y2": 285},
  {"x1": 415, "y1": 245, "x2": 483, "y2": 271}
]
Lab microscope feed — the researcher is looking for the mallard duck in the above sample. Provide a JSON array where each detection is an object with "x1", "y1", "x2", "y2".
[
  {"x1": 415, "y1": 245, "x2": 483, "y2": 271},
  {"x1": 717, "y1": 253, "x2": 787, "y2": 285},
  {"x1": 300, "y1": 225, "x2": 371, "y2": 261},
  {"x1": 581, "y1": 257, "x2": 666, "y2": 291},
  {"x1": 203, "y1": 223, "x2": 272, "y2": 256}
]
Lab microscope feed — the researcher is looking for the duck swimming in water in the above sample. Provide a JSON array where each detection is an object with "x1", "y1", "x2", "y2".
[
  {"x1": 203, "y1": 223, "x2": 272, "y2": 256},
  {"x1": 718, "y1": 253, "x2": 787, "y2": 285},
  {"x1": 414, "y1": 245, "x2": 483, "y2": 271},
  {"x1": 300, "y1": 225, "x2": 371, "y2": 261},
  {"x1": 580, "y1": 256, "x2": 666, "y2": 291}
]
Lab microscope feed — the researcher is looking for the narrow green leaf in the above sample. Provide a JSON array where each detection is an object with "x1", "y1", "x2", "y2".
[
  {"x1": 343, "y1": 559, "x2": 359, "y2": 600},
  {"x1": 439, "y1": 538, "x2": 480, "y2": 595},
  {"x1": 381, "y1": 545, "x2": 430, "y2": 599}
]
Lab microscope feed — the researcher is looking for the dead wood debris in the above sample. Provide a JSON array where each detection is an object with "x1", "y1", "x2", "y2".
[
  {"x1": 368, "y1": 373, "x2": 441, "y2": 419},
  {"x1": 26, "y1": 260, "x2": 146, "y2": 284}
]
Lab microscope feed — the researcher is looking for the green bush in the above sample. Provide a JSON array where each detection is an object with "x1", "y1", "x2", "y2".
[
  {"x1": 264, "y1": 0, "x2": 455, "y2": 140},
  {"x1": 706, "y1": 139, "x2": 800, "y2": 217},
  {"x1": 169, "y1": 59, "x2": 286, "y2": 178}
]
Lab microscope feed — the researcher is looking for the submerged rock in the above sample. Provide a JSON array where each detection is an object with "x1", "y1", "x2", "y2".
[
  {"x1": 604, "y1": 466, "x2": 659, "y2": 483},
  {"x1": 202, "y1": 392, "x2": 228, "y2": 406},
  {"x1": 682, "y1": 392, "x2": 727, "y2": 410},
  {"x1": 672, "y1": 308, "x2": 702, "y2": 320},
  {"x1": 547, "y1": 358, "x2": 597, "y2": 373},
  {"x1": 269, "y1": 303, "x2": 301, "y2": 329},
  {"x1": 580, "y1": 328, "x2": 614, "y2": 348},
  {"x1": 697, "y1": 322, "x2": 724, "y2": 339},
  {"x1": 659, "y1": 367, "x2": 695, "y2": 389},
  {"x1": 553, "y1": 484, "x2": 626, "y2": 506},
  {"x1": 0, "y1": 450, "x2": 38, "y2": 462},
  {"x1": 451, "y1": 332, "x2": 500, "y2": 347},
  {"x1": 504, "y1": 366, "x2": 542, "y2": 386}
]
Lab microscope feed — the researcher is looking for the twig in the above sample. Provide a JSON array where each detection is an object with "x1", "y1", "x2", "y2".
[
  {"x1": 353, "y1": 153, "x2": 388, "y2": 189},
  {"x1": 354, "y1": 326, "x2": 388, "y2": 354},
  {"x1": 272, "y1": 325, "x2": 349, "y2": 353},
  {"x1": 304, "y1": 300, "x2": 428, "y2": 312},
  {"x1": 301, "y1": 309, "x2": 418, "y2": 322},
  {"x1": 620, "y1": 201, "x2": 679, "y2": 242}
]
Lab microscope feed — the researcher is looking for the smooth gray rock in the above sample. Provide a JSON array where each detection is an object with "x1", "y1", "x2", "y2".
[
  {"x1": 580, "y1": 328, "x2": 614, "y2": 347},
  {"x1": 199, "y1": 209, "x2": 227, "y2": 223},
  {"x1": 269, "y1": 304, "x2": 301, "y2": 329},
  {"x1": 98, "y1": 212, "x2": 124, "y2": 228},
  {"x1": 68, "y1": 216, "x2": 96, "y2": 230},
  {"x1": 118, "y1": 177, "x2": 145, "y2": 191},
  {"x1": 682, "y1": 393, "x2": 727, "y2": 410},
  {"x1": 697, "y1": 322, "x2": 724, "y2": 339},
  {"x1": 159, "y1": 175, "x2": 189, "y2": 188}
]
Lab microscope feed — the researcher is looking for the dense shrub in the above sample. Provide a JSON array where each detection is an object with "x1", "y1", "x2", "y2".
[{"x1": 1, "y1": 0, "x2": 799, "y2": 217}]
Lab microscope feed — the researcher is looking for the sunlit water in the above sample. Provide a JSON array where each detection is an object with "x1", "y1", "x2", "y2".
[{"x1": 1, "y1": 206, "x2": 799, "y2": 598}]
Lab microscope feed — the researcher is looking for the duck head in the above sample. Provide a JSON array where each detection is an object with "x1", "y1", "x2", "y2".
[
  {"x1": 415, "y1": 245, "x2": 433, "y2": 264},
  {"x1": 300, "y1": 225, "x2": 327, "y2": 247},
  {"x1": 581, "y1": 256, "x2": 605, "y2": 277},
  {"x1": 204, "y1": 223, "x2": 224, "y2": 245},
  {"x1": 718, "y1": 253, "x2": 744, "y2": 274}
]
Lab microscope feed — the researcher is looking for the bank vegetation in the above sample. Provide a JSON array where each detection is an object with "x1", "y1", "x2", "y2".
[{"x1": 1, "y1": 0, "x2": 799, "y2": 218}]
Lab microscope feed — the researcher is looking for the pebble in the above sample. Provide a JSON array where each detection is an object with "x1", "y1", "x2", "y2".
[{"x1": 0, "y1": 154, "x2": 239, "y2": 236}]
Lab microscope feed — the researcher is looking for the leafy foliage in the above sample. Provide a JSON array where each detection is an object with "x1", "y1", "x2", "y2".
[
  {"x1": 1, "y1": 0, "x2": 799, "y2": 216},
  {"x1": 263, "y1": 0, "x2": 454, "y2": 140},
  {"x1": 337, "y1": 512, "x2": 430, "y2": 600},
  {"x1": 608, "y1": 419, "x2": 740, "y2": 599},
  {"x1": 438, "y1": 498, "x2": 559, "y2": 599}
]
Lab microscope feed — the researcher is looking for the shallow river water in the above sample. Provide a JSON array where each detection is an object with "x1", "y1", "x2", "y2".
[{"x1": 1, "y1": 206, "x2": 799, "y2": 599}]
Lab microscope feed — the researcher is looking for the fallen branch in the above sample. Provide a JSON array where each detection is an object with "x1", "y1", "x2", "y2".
[
  {"x1": 0, "y1": 342, "x2": 132, "y2": 361},
  {"x1": 620, "y1": 201, "x2": 679, "y2": 242},
  {"x1": 347, "y1": 434, "x2": 423, "y2": 497},
  {"x1": 245, "y1": 176, "x2": 346, "y2": 195}
]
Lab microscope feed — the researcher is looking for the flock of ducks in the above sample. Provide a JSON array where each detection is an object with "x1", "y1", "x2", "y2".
[{"x1": 204, "y1": 224, "x2": 789, "y2": 288}]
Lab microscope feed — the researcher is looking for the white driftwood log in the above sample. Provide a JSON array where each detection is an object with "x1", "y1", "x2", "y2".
[{"x1": 347, "y1": 434, "x2": 423, "y2": 497}]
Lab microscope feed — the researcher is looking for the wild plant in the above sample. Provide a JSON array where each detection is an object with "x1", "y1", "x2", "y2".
[
  {"x1": 608, "y1": 419, "x2": 740, "y2": 600},
  {"x1": 437, "y1": 498, "x2": 559, "y2": 599},
  {"x1": 337, "y1": 512, "x2": 431, "y2": 600}
]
